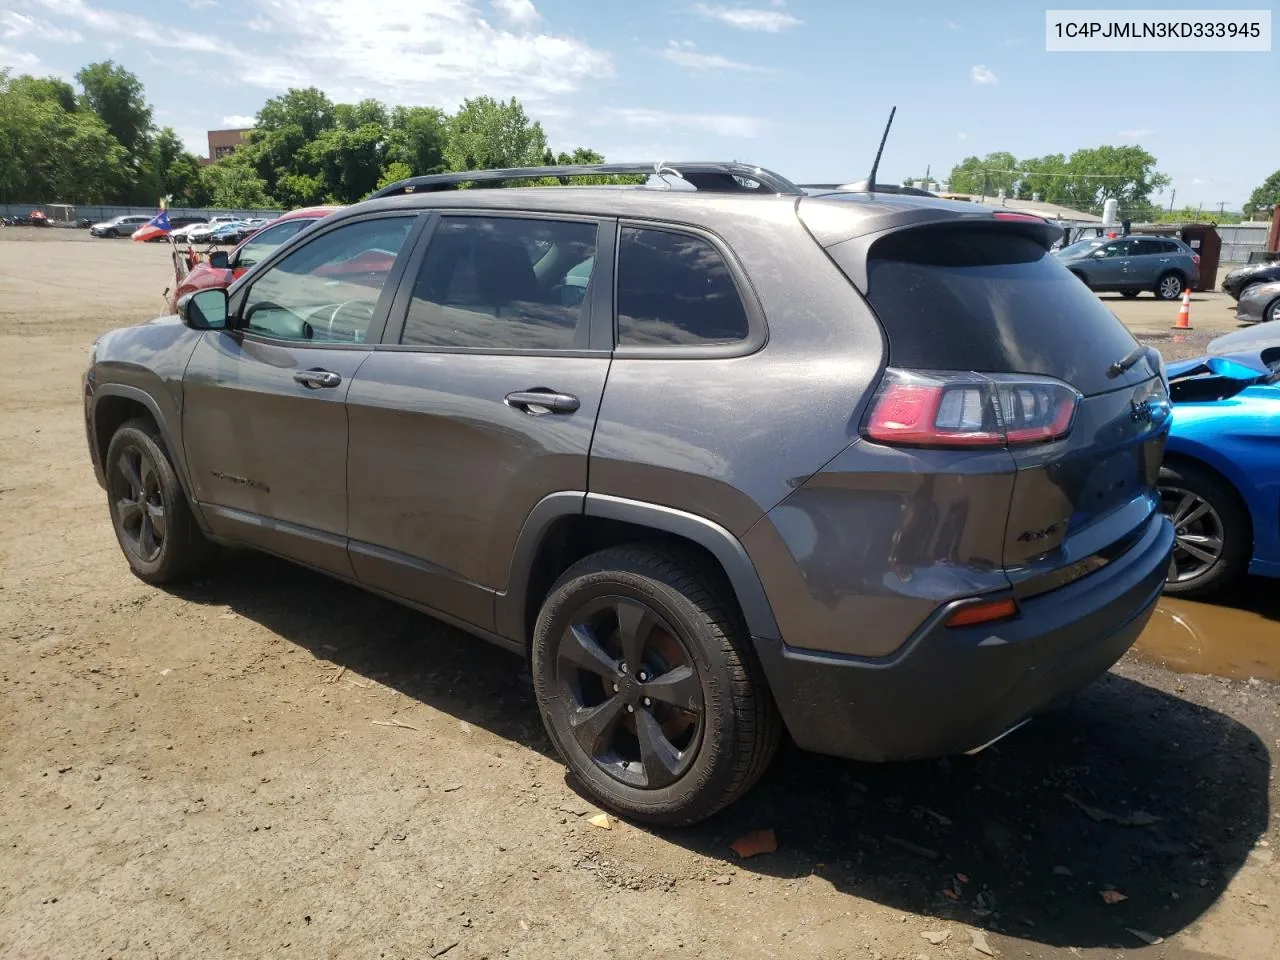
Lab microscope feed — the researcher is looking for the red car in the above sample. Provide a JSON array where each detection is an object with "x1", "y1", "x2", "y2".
[{"x1": 169, "y1": 206, "x2": 342, "y2": 310}]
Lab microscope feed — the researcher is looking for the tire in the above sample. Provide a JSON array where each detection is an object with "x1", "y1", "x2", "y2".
[
  {"x1": 1159, "y1": 462, "x2": 1251, "y2": 599},
  {"x1": 104, "y1": 228, "x2": 117, "y2": 238},
  {"x1": 1155, "y1": 271, "x2": 1185, "y2": 300},
  {"x1": 1120, "y1": 290, "x2": 1140, "y2": 298},
  {"x1": 105, "y1": 417, "x2": 215, "y2": 584},
  {"x1": 1264, "y1": 297, "x2": 1280, "y2": 325},
  {"x1": 531, "y1": 543, "x2": 781, "y2": 826}
]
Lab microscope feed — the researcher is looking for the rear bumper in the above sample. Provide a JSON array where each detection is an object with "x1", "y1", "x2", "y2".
[{"x1": 756, "y1": 512, "x2": 1174, "y2": 762}]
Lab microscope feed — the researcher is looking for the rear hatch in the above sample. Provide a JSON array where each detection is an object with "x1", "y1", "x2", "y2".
[{"x1": 829, "y1": 221, "x2": 1170, "y2": 593}]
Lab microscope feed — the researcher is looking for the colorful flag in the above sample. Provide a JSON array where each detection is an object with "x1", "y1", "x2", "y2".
[{"x1": 131, "y1": 210, "x2": 172, "y2": 243}]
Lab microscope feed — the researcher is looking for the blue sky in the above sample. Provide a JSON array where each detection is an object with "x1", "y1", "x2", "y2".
[{"x1": 1, "y1": 0, "x2": 1274, "y2": 209}]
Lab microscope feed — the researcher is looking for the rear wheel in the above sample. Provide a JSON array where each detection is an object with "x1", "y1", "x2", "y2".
[
  {"x1": 1155, "y1": 272, "x2": 1185, "y2": 300},
  {"x1": 106, "y1": 418, "x2": 215, "y2": 584},
  {"x1": 1264, "y1": 297, "x2": 1280, "y2": 325},
  {"x1": 1159, "y1": 462, "x2": 1251, "y2": 598},
  {"x1": 531, "y1": 544, "x2": 781, "y2": 826}
]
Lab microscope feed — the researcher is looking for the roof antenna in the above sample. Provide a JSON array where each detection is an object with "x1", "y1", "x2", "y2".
[{"x1": 864, "y1": 106, "x2": 896, "y2": 194}]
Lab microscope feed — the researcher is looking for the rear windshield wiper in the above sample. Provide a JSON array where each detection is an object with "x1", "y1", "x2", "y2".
[{"x1": 1109, "y1": 345, "x2": 1150, "y2": 378}]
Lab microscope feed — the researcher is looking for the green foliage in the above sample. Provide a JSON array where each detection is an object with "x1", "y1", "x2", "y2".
[
  {"x1": 445, "y1": 96, "x2": 548, "y2": 173},
  {"x1": 76, "y1": 60, "x2": 152, "y2": 154},
  {"x1": 1153, "y1": 206, "x2": 1244, "y2": 225},
  {"x1": 1244, "y1": 169, "x2": 1280, "y2": 219},
  {"x1": 2, "y1": 64, "x2": 609, "y2": 207},
  {"x1": 202, "y1": 159, "x2": 273, "y2": 209},
  {"x1": 946, "y1": 145, "x2": 1169, "y2": 217}
]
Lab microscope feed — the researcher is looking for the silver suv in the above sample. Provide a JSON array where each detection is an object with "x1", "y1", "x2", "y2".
[{"x1": 1055, "y1": 234, "x2": 1200, "y2": 299}]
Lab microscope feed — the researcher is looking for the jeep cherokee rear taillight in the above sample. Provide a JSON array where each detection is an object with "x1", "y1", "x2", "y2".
[{"x1": 863, "y1": 368, "x2": 1081, "y2": 449}]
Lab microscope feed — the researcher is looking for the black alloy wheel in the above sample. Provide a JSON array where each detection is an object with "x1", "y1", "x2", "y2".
[
  {"x1": 555, "y1": 595, "x2": 704, "y2": 790},
  {"x1": 109, "y1": 442, "x2": 168, "y2": 564}
]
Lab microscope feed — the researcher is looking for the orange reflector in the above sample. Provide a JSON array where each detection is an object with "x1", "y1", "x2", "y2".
[{"x1": 946, "y1": 597, "x2": 1018, "y2": 628}]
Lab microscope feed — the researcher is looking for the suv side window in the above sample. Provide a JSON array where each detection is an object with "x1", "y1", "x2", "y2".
[
  {"x1": 1161, "y1": 240, "x2": 1183, "y2": 254},
  {"x1": 1097, "y1": 240, "x2": 1131, "y2": 258},
  {"x1": 240, "y1": 216, "x2": 414, "y2": 343},
  {"x1": 616, "y1": 226, "x2": 749, "y2": 346},
  {"x1": 399, "y1": 216, "x2": 597, "y2": 350},
  {"x1": 1130, "y1": 239, "x2": 1162, "y2": 256}
]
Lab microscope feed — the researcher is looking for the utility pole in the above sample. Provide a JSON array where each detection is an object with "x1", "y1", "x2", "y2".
[
  {"x1": 1168, "y1": 188, "x2": 1176, "y2": 212},
  {"x1": 1218, "y1": 201, "x2": 1226, "y2": 216}
]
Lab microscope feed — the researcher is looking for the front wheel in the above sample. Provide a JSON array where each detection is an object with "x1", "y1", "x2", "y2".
[
  {"x1": 1159, "y1": 462, "x2": 1251, "y2": 599},
  {"x1": 1155, "y1": 272, "x2": 1186, "y2": 300},
  {"x1": 106, "y1": 418, "x2": 215, "y2": 584},
  {"x1": 1263, "y1": 297, "x2": 1280, "y2": 325},
  {"x1": 531, "y1": 544, "x2": 781, "y2": 826}
]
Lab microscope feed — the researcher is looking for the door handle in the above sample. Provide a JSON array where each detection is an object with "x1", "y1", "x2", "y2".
[
  {"x1": 504, "y1": 389, "x2": 580, "y2": 415},
  {"x1": 293, "y1": 369, "x2": 342, "y2": 389}
]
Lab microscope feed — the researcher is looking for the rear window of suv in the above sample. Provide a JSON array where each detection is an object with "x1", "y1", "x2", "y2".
[{"x1": 861, "y1": 229, "x2": 1149, "y2": 396}]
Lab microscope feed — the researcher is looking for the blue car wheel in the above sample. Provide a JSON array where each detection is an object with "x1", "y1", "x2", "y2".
[{"x1": 1159, "y1": 461, "x2": 1251, "y2": 598}]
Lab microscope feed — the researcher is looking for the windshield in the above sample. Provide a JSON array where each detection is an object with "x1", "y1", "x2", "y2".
[{"x1": 1055, "y1": 239, "x2": 1105, "y2": 258}]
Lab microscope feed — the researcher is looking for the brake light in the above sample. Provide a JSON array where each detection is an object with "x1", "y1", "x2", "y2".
[
  {"x1": 1192, "y1": 253, "x2": 1201, "y2": 265},
  {"x1": 863, "y1": 368, "x2": 1081, "y2": 449},
  {"x1": 992, "y1": 212, "x2": 1045, "y2": 224}
]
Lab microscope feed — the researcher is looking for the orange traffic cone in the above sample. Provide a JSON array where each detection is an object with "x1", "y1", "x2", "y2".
[{"x1": 1173, "y1": 286, "x2": 1193, "y2": 330}]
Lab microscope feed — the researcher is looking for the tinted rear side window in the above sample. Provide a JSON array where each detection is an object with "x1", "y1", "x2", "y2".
[
  {"x1": 863, "y1": 229, "x2": 1147, "y2": 396},
  {"x1": 616, "y1": 227, "x2": 749, "y2": 346}
]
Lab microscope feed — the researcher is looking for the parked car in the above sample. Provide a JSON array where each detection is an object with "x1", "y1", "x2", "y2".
[
  {"x1": 1235, "y1": 281, "x2": 1280, "y2": 326},
  {"x1": 139, "y1": 215, "x2": 207, "y2": 242},
  {"x1": 207, "y1": 221, "x2": 254, "y2": 245},
  {"x1": 183, "y1": 216, "x2": 243, "y2": 244},
  {"x1": 83, "y1": 161, "x2": 1175, "y2": 826},
  {"x1": 1055, "y1": 234, "x2": 1200, "y2": 299},
  {"x1": 1221, "y1": 260, "x2": 1280, "y2": 302},
  {"x1": 1160, "y1": 321, "x2": 1280, "y2": 596},
  {"x1": 168, "y1": 206, "x2": 342, "y2": 310},
  {"x1": 89, "y1": 215, "x2": 151, "y2": 238}
]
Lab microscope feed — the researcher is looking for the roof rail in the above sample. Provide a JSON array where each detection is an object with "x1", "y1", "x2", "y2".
[
  {"x1": 369, "y1": 161, "x2": 805, "y2": 199},
  {"x1": 801, "y1": 181, "x2": 937, "y2": 197}
]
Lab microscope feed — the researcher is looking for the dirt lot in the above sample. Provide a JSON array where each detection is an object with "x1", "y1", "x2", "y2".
[{"x1": 1, "y1": 229, "x2": 1276, "y2": 960}]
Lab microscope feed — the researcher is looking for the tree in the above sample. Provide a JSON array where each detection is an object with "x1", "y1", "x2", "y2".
[
  {"x1": 945, "y1": 152, "x2": 1018, "y2": 197},
  {"x1": 377, "y1": 161, "x2": 414, "y2": 190},
  {"x1": 201, "y1": 159, "x2": 273, "y2": 209},
  {"x1": 8, "y1": 74, "x2": 77, "y2": 112},
  {"x1": 445, "y1": 96, "x2": 547, "y2": 173},
  {"x1": 75, "y1": 61, "x2": 151, "y2": 154},
  {"x1": 0, "y1": 69, "x2": 126, "y2": 202},
  {"x1": 1015, "y1": 153, "x2": 1069, "y2": 202},
  {"x1": 145, "y1": 127, "x2": 205, "y2": 204},
  {"x1": 1244, "y1": 169, "x2": 1280, "y2": 219},
  {"x1": 386, "y1": 105, "x2": 448, "y2": 176},
  {"x1": 1058, "y1": 145, "x2": 1168, "y2": 218}
]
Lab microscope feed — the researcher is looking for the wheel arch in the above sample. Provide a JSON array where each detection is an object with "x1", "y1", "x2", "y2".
[
  {"x1": 1160, "y1": 447, "x2": 1256, "y2": 557},
  {"x1": 497, "y1": 493, "x2": 781, "y2": 656},
  {"x1": 91, "y1": 385, "x2": 198, "y2": 511}
]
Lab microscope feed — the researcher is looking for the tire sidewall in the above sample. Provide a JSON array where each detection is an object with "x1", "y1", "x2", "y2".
[
  {"x1": 1159, "y1": 463, "x2": 1250, "y2": 597},
  {"x1": 105, "y1": 423, "x2": 183, "y2": 581},
  {"x1": 1155, "y1": 272, "x2": 1185, "y2": 300},
  {"x1": 532, "y1": 565, "x2": 738, "y2": 821}
]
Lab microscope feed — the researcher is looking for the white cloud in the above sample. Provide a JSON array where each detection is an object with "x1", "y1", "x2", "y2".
[
  {"x1": 491, "y1": 0, "x2": 539, "y2": 26},
  {"x1": 25, "y1": 0, "x2": 223, "y2": 53},
  {"x1": 22, "y1": 0, "x2": 611, "y2": 110},
  {"x1": 606, "y1": 107, "x2": 765, "y2": 139},
  {"x1": 694, "y1": 3, "x2": 801, "y2": 32},
  {"x1": 221, "y1": 114, "x2": 256, "y2": 127},
  {"x1": 184, "y1": 0, "x2": 217, "y2": 8},
  {"x1": 247, "y1": 17, "x2": 271, "y2": 32},
  {"x1": 0, "y1": 42, "x2": 44, "y2": 71},
  {"x1": 1191, "y1": 177, "x2": 1208, "y2": 186},
  {"x1": 658, "y1": 40, "x2": 773, "y2": 73},
  {"x1": 947, "y1": 20, "x2": 960, "y2": 30},
  {"x1": 1, "y1": 11, "x2": 83, "y2": 42},
  {"x1": 958, "y1": 132, "x2": 969, "y2": 140},
  {"x1": 1118, "y1": 127, "x2": 1154, "y2": 141},
  {"x1": 970, "y1": 64, "x2": 998, "y2": 85}
]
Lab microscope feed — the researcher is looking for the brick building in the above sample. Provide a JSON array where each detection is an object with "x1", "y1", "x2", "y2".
[{"x1": 202, "y1": 128, "x2": 252, "y2": 165}]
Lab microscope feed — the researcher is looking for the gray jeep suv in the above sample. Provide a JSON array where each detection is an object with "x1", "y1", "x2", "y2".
[
  {"x1": 1055, "y1": 234, "x2": 1200, "y2": 299},
  {"x1": 84, "y1": 162, "x2": 1175, "y2": 825}
]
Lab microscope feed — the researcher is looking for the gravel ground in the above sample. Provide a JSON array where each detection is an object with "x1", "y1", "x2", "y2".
[{"x1": 1, "y1": 228, "x2": 1276, "y2": 960}]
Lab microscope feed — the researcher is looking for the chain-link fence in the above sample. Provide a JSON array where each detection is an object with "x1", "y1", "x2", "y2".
[{"x1": 1, "y1": 202, "x2": 283, "y2": 223}]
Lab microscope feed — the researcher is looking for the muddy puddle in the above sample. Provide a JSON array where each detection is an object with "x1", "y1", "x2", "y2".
[{"x1": 1134, "y1": 589, "x2": 1280, "y2": 682}]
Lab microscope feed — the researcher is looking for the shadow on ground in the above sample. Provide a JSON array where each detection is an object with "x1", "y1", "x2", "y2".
[{"x1": 175, "y1": 553, "x2": 1272, "y2": 951}]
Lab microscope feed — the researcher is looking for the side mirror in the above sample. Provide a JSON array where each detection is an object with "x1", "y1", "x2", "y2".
[
  {"x1": 208, "y1": 250, "x2": 230, "y2": 269},
  {"x1": 1091, "y1": 248, "x2": 1108, "y2": 258},
  {"x1": 178, "y1": 288, "x2": 229, "y2": 330}
]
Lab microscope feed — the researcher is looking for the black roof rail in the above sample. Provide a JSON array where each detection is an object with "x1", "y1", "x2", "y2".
[{"x1": 369, "y1": 161, "x2": 805, "y2": 199}]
